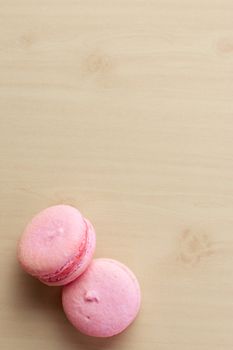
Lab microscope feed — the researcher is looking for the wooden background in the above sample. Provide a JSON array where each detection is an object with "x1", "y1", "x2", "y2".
[{"x1": 1, "y1": 1, "x2": 233, "y2": 349}]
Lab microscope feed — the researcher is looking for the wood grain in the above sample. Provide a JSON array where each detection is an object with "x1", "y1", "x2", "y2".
[{"x1": 1, "y1": 1, "x2": 233, "y2": 349}]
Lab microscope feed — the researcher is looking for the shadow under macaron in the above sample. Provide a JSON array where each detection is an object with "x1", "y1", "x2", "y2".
[
  {"x1": 12, "y1": 262, "x2": 62, "y2": 311},
  {"x1": 57, "y1": 310, "x2": 134, "y2": 350}
]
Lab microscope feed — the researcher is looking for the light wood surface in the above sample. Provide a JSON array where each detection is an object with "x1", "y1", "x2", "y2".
[{"x1": 1, "y1": 1, "x2": 233, "y2": 349}]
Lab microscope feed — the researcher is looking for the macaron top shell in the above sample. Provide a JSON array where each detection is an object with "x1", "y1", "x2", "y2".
[
  {"x1": 18, "y1": 205, "x2": 87, "y2": 278},
  {"x1": 62, "y1": 258, "x2": 141, "y2": 337}
]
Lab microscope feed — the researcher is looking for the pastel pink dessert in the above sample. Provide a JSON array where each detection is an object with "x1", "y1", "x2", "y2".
[
  {"x1": 18, "y1": 205, "x2": 96, "y2": 286},
  {"x1": 62, "y1": 258, "x2": 141, "y2": 337}
]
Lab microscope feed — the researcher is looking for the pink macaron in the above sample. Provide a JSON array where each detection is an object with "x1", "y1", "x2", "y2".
[
  {"x1": 62, "y1": 258, "x2": 141, "y2": 337},
  {"x1": 18, "y1": 205, "x2": 96, "y2": 286}
]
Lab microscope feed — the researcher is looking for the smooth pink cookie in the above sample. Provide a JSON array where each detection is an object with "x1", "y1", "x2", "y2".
[
  {"x1": 62, "y1": 258, "x2": 141, "y2": 337},
  {"x1": 18, "y1": 205, "x2": 96, "y2": 286}
]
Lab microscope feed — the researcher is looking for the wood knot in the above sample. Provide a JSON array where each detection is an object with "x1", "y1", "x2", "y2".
[
  {"x1": 217, "y1": 38, "x2": 233, "y2": 54},
  {"x1": 20, "y1": 33, "x2": 36, "y2": 49},
  {"x1": 83, "y1": 52, "x2": 113, "y2": 75},
  {"x1": 177, "y1": 229, "x2": 214, "y2": 265}
]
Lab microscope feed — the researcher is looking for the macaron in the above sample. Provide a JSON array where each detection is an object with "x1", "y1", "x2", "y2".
[
  {"x1": 18, "y1": 205, "x2": 96, "y2": 286},
  {"x1": 62, "y1": 258, "x2": 141, "y2": 337}
]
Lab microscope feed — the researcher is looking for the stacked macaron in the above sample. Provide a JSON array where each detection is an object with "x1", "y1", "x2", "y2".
[{"x1": 18, "y1": 205, "x2": 141, "y2": 337}]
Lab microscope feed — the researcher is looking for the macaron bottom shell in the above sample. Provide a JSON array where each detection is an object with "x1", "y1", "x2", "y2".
[{"x1": 62, "y1": 258, "x2": 141, "y2": 337}]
